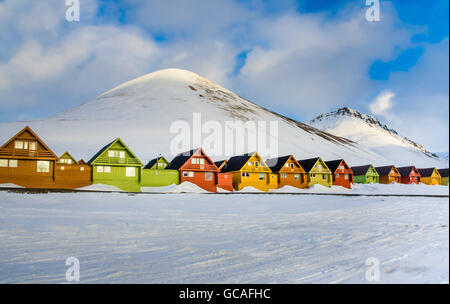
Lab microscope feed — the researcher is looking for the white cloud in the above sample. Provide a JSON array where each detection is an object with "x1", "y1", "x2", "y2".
[{"x1": 369, "y1": 90, "x2": 395, "y2": 117}]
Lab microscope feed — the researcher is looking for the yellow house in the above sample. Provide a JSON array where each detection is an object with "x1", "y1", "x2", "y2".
[
  {"x1": 297, "y1": 157, "x2": 332, "y2": 187},
  {"x1": 221, "y1": 152, "x2": 277, "y2": 192},
  {"x1": 438, "y1": 169, "x2": 448, "y2": 186},
  {"x1": 418, "y1": 168, "x2": 442, "y2": 185}
]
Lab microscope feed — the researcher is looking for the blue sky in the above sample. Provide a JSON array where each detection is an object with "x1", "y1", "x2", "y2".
[{"x1": 0, "y1": 0, "x2": 448, "y2": 151}]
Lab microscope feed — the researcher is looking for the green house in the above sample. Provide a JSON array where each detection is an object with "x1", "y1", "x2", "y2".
[
  {"x1": 58, "y1": 151, "x2": 78, "y2": 164},
  {"x1": 141, "y1": 156, "x2": 179, "y2": 188},
  {"x1": 88, "y1": 138, "x2": 143, "y2": 192},
  {"x1": 351, "y1": 165, "x2": 379, "y2": 184},
  {"x1": 297, "y1": 157, "x2": 333, "y2": 187}
]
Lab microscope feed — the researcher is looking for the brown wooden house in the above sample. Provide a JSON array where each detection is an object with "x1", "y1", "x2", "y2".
[
  {"x1": 54, "y1": 151, "x2": 92, "y2": 189},
  {"x1": 325, "y1": 159, "x2": 353, "y2": 189},
  {"x1": 0, "y1": 126, "x2": 58, "y2": 188},
  {"x1": 396, "y1": 166, "x2": 421, "y2": 184},
  {"x1": 167, "y1": 148, "x2": 219, "y2": 192},
  {"x1": 375, "y1": 165, "x2": 401, "y2": 184}
]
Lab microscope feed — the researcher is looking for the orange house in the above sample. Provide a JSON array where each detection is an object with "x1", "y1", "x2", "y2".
[
  {"x1": 375, "y1": 165, "x2": 401, "y2": 184},
  {"x1": 167, "y1": 148, "x2": 219, "y2": 192},
  {"x1": 215, "y1": 160, "x2": 233, "y2": 192},
  {"x1": 325, "y1": 159, "x2": 353, "y2": 189},
  {"x1": 265, "y1": 155, "x2": 308, "y2": 189},
  {"x1": 0, "y1": 126, "x2": 58, "y2": 188},
  {"x1": 397, "y1": 166, "x2": 421, "y2": 184}
]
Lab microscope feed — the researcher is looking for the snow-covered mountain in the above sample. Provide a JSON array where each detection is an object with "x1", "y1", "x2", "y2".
[
  {"x1": 310, "y1": 107, "x2": 447, "y2": 167},
  {"x1": 0, "y1": 69, "x2": 446, "y2": 167}
]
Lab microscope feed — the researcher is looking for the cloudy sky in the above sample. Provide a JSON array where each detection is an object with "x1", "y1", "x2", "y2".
[{"x1": 0, "y1": 0, "x2": 448, "y2": 151}]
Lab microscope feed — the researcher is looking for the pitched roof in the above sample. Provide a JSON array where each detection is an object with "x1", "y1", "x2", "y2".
[
  {"x1": 297, "y1": 157, "x2": 320, "y2": 172},
  {"x1": 59, "y1": 151, "x2": 78, "y2": 164},
  {"x1": 351, "y1": 165, "x2": 374, "y2": 176},
  {"x1": 374, "y1": 165, "x2": 395, "y2": 176},
  {"x1": 325, "y1": 159, "x2": 344, "y2": 173},
  {"x1": 396, "y1": 166, "x2": 417, "y2": 176},
  {"x1": 87, "y1": 138, "x2": 143, "y2": 166},
  {"x1": 438, "y1": 168, "x2": 449, "y2": 177},
  {"x1": 166, "y1": 149, "x2": 197, "y2": 170},
  {"x1": 417, "y1": 168, "x2": 438, "y2": 177},
  {"x1": 0, "y1": 126, "x2": 57, "y2": 159},
  {"x1": 221, "y1": 153, "x2": 254, "y2": 173},
  {"x1": 265, "y1": 155, "x2": 291, "y2": 173},
  {"x1": 144, "y1": 156, "x2": 167, "y2": 169},
  {"x1": 214, "y1": 160, "x2": 227, "y2": 170}
]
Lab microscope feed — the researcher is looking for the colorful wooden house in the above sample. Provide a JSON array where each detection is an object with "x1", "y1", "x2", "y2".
[
  {"x1": 396, "y1": 166, "x2": 421, "y2": 184},
  {"x1": 214, "y1": 160, "x2": 234, "y2": 192},
  {"x1": 221, "y1": 152, "x2": 277, "y2": 192},
  {"x1": 437, "y1": 168, "x2": 449, "y2": 186},
  {"x1": 141, "y1": 156, "x2": 179, "y2": 187},
  {"x1": 166, "y1": 148, "x2": 219, "y2": 192},
  {"x1": 88, "y1": 138, "x2": 143, "y2": 192},
  {"x1": 54, "y1": 151, "x2": 92, "y2": 189},
  {"x1": 265, "y1": 155, "x2": 308, "y2": 189},
  {"x1": 417, "y1": 168, "x2": 441, "y2": 185},
  {"x1": 297, "y1": 157, "x2": 332, "y2": 187},
  {"x1": 375, "y1": 165, "x2": 401, "y2": 184},
  {"x1": 351, "y1": 165, "x2": 379, "y2": 184},
  {"x1": 0, "y1": 126, "x2": 58, "y2": 188},
  {"x1": 325, "y1": 159, "x2": 353, "y2": 189}
]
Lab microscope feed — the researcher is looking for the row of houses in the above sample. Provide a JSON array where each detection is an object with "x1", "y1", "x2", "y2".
[{"x1": 0, "y1": 126, "x2": 448, "y2": 192}]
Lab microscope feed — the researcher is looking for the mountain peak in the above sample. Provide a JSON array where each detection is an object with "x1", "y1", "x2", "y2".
[
  {"x1": 310, "y1": 107, "x2": 397, "y2": 134},
  {"x1": 310, "y1": 107, "x2": 438, "y2": 158}
]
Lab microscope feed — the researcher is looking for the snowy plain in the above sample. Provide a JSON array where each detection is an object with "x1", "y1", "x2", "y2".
[{"x1": 0, "y1": 190, "x2": 448, "y2": 284}]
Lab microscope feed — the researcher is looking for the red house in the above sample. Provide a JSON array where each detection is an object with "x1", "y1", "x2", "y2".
[
  {"x1": 397, "y1": 166, "x2": 421, "y2": 184},
  {"x1": 325, "y1": 159, "x2": 353, "y2": 189},
  {"x1": 215, "y1": 160, "x2": 234, "y2": 192},
  {"x1": 167, "y1": 148, "x2": 219, "y2": 192}
]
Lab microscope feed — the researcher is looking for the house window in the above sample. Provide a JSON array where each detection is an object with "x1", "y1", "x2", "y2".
[
  {"x1": 317, "y1": 164, "x2": 322, "y2": 169},
  {"x1": 311, "y1": 173, "x2": 315, "y2": 178},
  {"x1": 97, "y1": 166, "x2": 104, "y2": 173},
  {"x1": 336, "y1": 174, "x2": 340, "y2": 178},
  {"x1": 241, "y1": 172, "x2": 246, "y2": 177},
  {"x1": 281, "y1": 173, "x2": 287, "y2": 178},
  {"x1": 108, "y1": 151, "x2": 115, "y2": 157},
  {"x1": 9, "y1": 160, "x2": 18, "y2": 168},
  {"x1": 119, "y1": 151, "x2": 125, "y2": 159},
  {"x1": 199, "y1": 158, "x2": 205, "y2": 165},
  {"x1": 183, "y1": 171, "x2": 194, "y2": 177},
  {"x1": 0, "y1": 159, "x2": 8, "y2": 167},
  {"x1": 14, "y1": 141, "x2": 24, "y2": 149},
  {"x1": 192, "y1": 158, "x2": 197, "y2": 164},
  {"x1": 80, "y1": 167, "x2": 85, "y2": 171},
  {"x1": 205, "y1": 172, "x2": 213, "y2": 181},
  {"x1": 67, "y1": 159, "x2": 72, "y2": 164},
  {"x1": 29, "y1": 142, "x2": 36, "y2": 150},
  {"x1": 125, "y1": 167, "x2": 135, "y2": 177},
  {"x1": 259, "y1": 173, "x2": 265, "y2": 180},
  {"x1": 322, "y1": 174, "x2": 327, "y2": 180},
  {"x1": 60, "y1": 166, "x2": 65, "y2": 170},
  {"x1": 104, "y1": 166, "x2": 111, "y2": 173},
  {"x1": 345, "y1": 174, "x2": 348, "y2": 180},
  {"x1": 254, "y1": 161, "x2": 259, "y2": 167},
  {"x1": 37, "y1": 161, "x2": 50, "y2": 173},
  {"x1": 248, "y1": 161, "x2": 252, "y2": 166},
  {"x1": 224, "y1": 174, "x2": 228, "y2": 178},
  {"x1": 294, "y1": 174, "x2": 299, "y2": 180},
  {"x1": 285, "y1": 164, "x2": 289, "y2": 168}
]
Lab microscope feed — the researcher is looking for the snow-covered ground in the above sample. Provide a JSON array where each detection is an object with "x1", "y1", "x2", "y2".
[{"x1": 0, "y1": 191, "x2": 448, "y2": 283}]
